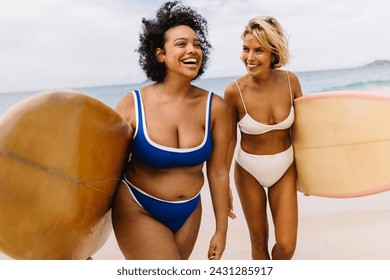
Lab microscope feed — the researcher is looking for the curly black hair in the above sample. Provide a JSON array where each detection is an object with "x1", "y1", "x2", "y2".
[{"x1": 137, "y1": 1, "x2": 212, "y2": 82}]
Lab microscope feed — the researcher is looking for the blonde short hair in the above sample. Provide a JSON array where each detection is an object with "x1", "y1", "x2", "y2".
[{"x1": 242, "y1": 16, "x2": 289, "y2": 68}]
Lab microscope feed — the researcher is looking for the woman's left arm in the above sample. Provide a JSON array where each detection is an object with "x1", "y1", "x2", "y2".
[
  {"x1": 288, "y1": 71, "x2": 303, "y2": 99},
  {"x1": 206, "y1": 95, "x2": 232, "y2": 260}
]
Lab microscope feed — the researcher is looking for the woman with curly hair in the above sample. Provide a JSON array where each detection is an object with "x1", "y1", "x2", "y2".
[
  {"x1": 224, "y1": 16, "x2": 302, "y2": 259},
  {"x1": 112, "y1": 1, "x2": 233, "y2": 260}
]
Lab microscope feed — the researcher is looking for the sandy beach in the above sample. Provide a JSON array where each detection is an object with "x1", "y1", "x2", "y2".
[{"x1": 1, "y1": 173, "x2": 389, "y2": 261}]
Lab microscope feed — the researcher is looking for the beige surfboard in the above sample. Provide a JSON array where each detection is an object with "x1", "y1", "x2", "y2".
[
  {"x1": 293, "y1": 91, "x2": 390, "y2": 198},
  {"x1": 0, "y1": 90, "x2": 131, "y2": 259}
]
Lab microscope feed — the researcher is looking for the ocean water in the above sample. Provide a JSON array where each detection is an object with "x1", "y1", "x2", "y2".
[{"x1": 1, "y1": 64, "x2": 390, "y2": 116}]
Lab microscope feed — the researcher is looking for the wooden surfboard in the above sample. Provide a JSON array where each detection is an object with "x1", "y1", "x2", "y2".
[
  {"x1": 0, "y1": 90, "x2": 131, "y2": 259},
  {"x1": 293, "y1": 91, "x2": 390, "y2": 198}
]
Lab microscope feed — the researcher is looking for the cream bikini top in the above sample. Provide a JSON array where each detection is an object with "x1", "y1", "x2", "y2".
[{"x1": 236, "y1": 71, "x2": 294, "y2": 135}]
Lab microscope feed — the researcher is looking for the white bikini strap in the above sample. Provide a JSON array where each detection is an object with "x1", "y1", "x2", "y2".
[
  {"x1": 131, "y1": 90, "x2": 139, "y2": 140},
  {"x1": 234, "y1": 80, "x2": 248, "y2": 113},
  {"x1": 286, "y1": 71, "x2": 293, "y2": 105}
]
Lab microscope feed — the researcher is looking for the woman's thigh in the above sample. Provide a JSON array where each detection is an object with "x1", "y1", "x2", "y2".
[
  {"x1": 112, "y1": 182, "x2": 183, "y2": 260},
  {"x1": 268, "y1": 164, "x2": 298, "y2": 245},
  {"x1": 234, "y1": 162, "x2": 269, "y2": 236},
  {"x1": 174, "y1": 200, "x2": 202, "y2": 259}
]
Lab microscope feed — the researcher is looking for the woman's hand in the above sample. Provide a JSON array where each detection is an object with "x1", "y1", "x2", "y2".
[
  {"x1": 228, "y1": 187, "x2": 236, "y2": 219},
  {"x1": 208, "y1": 232, "x2": 226, "y2": 260}
]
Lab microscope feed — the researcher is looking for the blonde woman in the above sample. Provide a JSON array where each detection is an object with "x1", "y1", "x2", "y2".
[{"x1": 224, "y1": 16, "x2": 302, "y2": 260}]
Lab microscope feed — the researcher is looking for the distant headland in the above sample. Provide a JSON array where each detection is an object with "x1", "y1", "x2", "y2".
[{"x1": 363, "y1": 59, "x2": 390, "y2": 67}]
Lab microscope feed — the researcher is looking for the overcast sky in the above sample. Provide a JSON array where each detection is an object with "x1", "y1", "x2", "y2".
[{"x1": 1, "y1": 0, "x2": 389, "y2": 93}]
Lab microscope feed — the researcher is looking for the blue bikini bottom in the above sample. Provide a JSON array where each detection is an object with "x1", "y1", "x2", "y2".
[{"x1": 122, "y1": 176, "x2": 200, "y2": 232}]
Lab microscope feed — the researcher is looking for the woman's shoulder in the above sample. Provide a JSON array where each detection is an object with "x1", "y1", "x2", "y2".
[
  {"x1": 284, "y1": 70, "x2": 303, "y2": 98},
  {"x1": 224, "y1": 80, "x2": 238, "y2": 95},
  {"x1": 116, "y1": 90, "x2": 135, "y2": 107},
  {"x1": 115, "y1": 91, "x2": 136, "y2": 122},
  {"x1": 284, "y1": 70, "x2": 299, "y2": 81},
  {"x1": 223, "y1": 77, "x2": 246, "y2": 107}
]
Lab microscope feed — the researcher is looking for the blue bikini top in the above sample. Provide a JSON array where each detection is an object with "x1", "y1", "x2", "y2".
[{"x1": 131, "y1": 89, "x2": 213, "y2": 169}]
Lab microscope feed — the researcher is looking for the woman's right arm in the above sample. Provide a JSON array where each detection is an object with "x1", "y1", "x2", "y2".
[
  {"x1": 223, "y1": 82, "x2": 239, "y2": 220},
  {"x1": 223, "y1": 83, "x2": 239, "y2": 174},
  {"x1": 115, "y1": 93, "x2": 136, "y2": 138}
]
